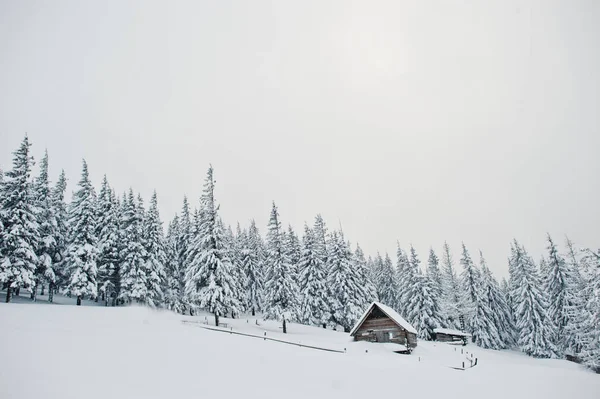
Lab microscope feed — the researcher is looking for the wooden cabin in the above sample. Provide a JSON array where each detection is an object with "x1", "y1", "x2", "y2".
[
  {"x1": 350, "y1": 302, "x2": 418, "y2": 348},
  {"x1": 432, "y1": 328, "x2": 471, "y2": 344}
]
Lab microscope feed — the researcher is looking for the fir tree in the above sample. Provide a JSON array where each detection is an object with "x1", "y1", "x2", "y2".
[
  {"x1": 0, "y1": 136, "x2": 39, "y2": 302},
  {"x1": 509, "y1": 240, "x2": 557, "y2": 358},
  {"x1": 427, "y1": 248, "x2": 444, "y2": 314},
  {"x1": 395, "y1": 245, "x2": 410, "y2": 314},
  {"x1": 263, "y1": 202, "x2": 298, "y2": 332},
  {"x1": 405, "y1": 246, "x2": 443, "y2": 339},
  {"x1": 32, "y1": 150, "x2": 57, "y2": 300},
  {"x1": 118, "y1": 189, "x2": 148, "y2": 304},
  {"x1": 95, "y1": 176, "x2": 121, "y2": 305},
  {"x1": 184, "y1": 166, "x2": 239, "y2": 326},
  {"x1": 243, "y1": 220, "x2": 264, "y2": 316},
  {"x1": 165, "y1": 215, "x2": 185, "y2": 313},
  {"x1": 377, "y1": 252, "x2": 398, "y2": 309},
  {"x1": 143, "y1": 191, "x2": 167, "y2": 308},
  {"x1": 543, "y1": 234, "x2": 577, "y2": 354},
  {"x1": 354, "y1": 244, "x2": 377, "y2": 306},
  {"x1": 298, "y1": 224, "x2": 330, "y2": 327},
  {"x1": 313, "y1": 214, "x2": 329, "y2": 266},
  {"x1": 579, "y1": 248, "x2": 600, "y2": 370},
  {"x1": 441, "y1": 242, "x2": 462, "y2": 329},
  {"x1": 459, "y1": 243, "x2": 480, "y2": 331},
  {"x1": 65, "y1": 160, "x2": 98, "y2": 306},
  {"x1": 48, "y1": 170, "x2": 68, "y2": 302},
  {"x1": 326, "y1": 231, "x2": 363, "y2": 332},
  {"x1": 466, "y1": 250, "x2": 503, "y2": 349},
  {"x1": 177, "y1": 196, "x2": 192, "y2": 311}
]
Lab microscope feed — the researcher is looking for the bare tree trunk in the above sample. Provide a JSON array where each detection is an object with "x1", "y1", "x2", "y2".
[
  {"x1": 215, "y1": 313, "x2": 219, "y2": 327},
  {"x1": 15, "y1": 287, "x2": 20, "y2": 296},
  {"x1": 323, "y1": 323, "x2": 327, "y2": 329},
  {"x1": 30, "y1": 281, "x2": 36, "y2": 300},
  {"x1": 40, "y1": 284, "x2": 45, "y2": 296},
  {"x1": 5, "y1": 286, "x2": 12, "y2": 303},
  {"x1": 48, "y1": 282, "x2": 54, "y2": 303},
  {"x1": 76, "y1": 296, "x2": 82, "y2": 306},
  {"x1": 252, "y1": 308, "x2": 256, "y2": 316},
  {"x1": 283, "y1": 319, "x2": 287, "y2": 334}
]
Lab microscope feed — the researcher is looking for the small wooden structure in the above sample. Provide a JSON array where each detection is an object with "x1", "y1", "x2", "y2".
[
  {"x1": 350, "y1": 302, "x2": 418, "y2": 348},
  {"x1": 432, "y1": 328, "x2": 471, "y2": 344}
]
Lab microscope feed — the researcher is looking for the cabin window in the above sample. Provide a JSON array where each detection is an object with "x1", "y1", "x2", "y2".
[{"x1": 388, "y1": 332, "x2": 393, "y2": 340}]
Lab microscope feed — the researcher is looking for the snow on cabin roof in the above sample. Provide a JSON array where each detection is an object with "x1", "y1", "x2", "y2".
[
  {"x1": 350, "y1": 302, "x2": 418, "y2": 336},
  {"x1": 433, "y1": 328, "x2": 471, "y2": 337}
]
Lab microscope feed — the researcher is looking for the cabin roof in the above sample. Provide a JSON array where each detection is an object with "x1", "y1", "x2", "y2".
[
  {"x1": 350, "y1": 301, "x2": 418, "y2": 336},
  {"x1": 433, "y1": 328, "x2": 471, "y2": 337}
]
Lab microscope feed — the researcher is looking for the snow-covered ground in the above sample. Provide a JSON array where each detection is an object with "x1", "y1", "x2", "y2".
[{"x1": 0, "y1": 299, "x2": 598, "y2": 399}]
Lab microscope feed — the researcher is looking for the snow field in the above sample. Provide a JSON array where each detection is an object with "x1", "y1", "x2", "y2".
[{"x1": 1, "y1": 304, "x2": 598, "y2": 399}]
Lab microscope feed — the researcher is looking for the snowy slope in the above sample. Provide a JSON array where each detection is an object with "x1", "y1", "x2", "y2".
[{"x1": 0, "y1": 303, "x2": 598, "y2": 399}]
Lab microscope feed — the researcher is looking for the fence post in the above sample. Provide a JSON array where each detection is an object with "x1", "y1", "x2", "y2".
[
  {"x1": 475, "y1": 358, "x2": 478, "y2": 366},
  {"x1": 462, "y1": 362, "x2": 465, "y2": 369},
  {"x1": 264, "y1": 332, "x2": 266, "y2": 341}
]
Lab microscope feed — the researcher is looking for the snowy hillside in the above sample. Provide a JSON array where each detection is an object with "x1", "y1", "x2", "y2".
[{"x1": 1, "y1": 303, "x2": 598, "y2": 399}]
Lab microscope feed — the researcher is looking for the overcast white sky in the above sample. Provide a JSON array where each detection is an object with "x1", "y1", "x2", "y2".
[{"x1": 1, "y1": 0, "x2": 599, "y2": 277}]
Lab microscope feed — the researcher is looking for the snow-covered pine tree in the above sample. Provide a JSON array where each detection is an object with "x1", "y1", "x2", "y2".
[
  {"x1": 427, "y1": 248, "x2": 444, "y2": 317},
  {"x1": 355, "y1": 244, "x2": 377, "y2": 307},
  {"x1": 441, "y1": 242, "x2": 462, "y2": 329},
  {"x1": 313, "y1": 214, "x2": 329, "y2": 267},
  {"x1": 95, "y1": 176, "x2": 121, "y2": 305},
  {"x1": 479, "y1": 252, "x2": 514, "y2": 348},
  {"x1": 184, "y1": 166, "x2": 239, "y2": 326},
  {"x1": 118, "y1": 189, "x2": 148, "y2": 304},
  {"x1": 562, "y1": 237, "x2": 590, "y2": 357},
  {"x1": 459, "y1": 243, "x2": 480, "y2": 331},
  {"x1": 32, "y1": 150, "x2": 58, "y2": 300},
  {"x1": 242, "y1": 220, "x2": 265, "y2": 316},
  {"x1": 298, "y1": 224, "x2": 330, "y2": 327},
  {"x1": 177, "y1": 196, "x2": 192, "y2": 312},
  {"x1": 65, "y1": 160, "x2": 98, "y2": 306},
  {"x1": 395, "y1": 245, "x2": 410, "y2": 314},
  {"x1": 377, "y1": 252, "x2": 398, "y2": 309},
  {"x1": 49, "y1": 169, "x2": 68, "y2": 302},
  {"x1": 402, "y1": 246, "x2": 420, "y2": 318},
  {"x1": 263, "y1": 202, "x2": 298, "y2": 332},
  {"x1": 579, "y1": 248, "x2": 600, "y2": 370},
  {"x1": 285, "y1": 225, "x2": 302, "y2": 287},
  {"x1": 165, "y1": 215, "x2": 185, "y2": 313},
  {"x1": 509, "y1": 239, "x2": 558, "y2": 358},
  {"x1": 405, "y1": 246, "x2": 443, "y2": 339},
  {"x1": 464, "y1": 250, "x2": 503, "y2": 349},
  {"x1": 326, "y1": 231, "x2": 363, "y2": 332},
  {"x1": 143, "y1": 191, "x2": 167, "y2": 308},
  {"x1": 222, "y1": 221, "x2": 243, "y2": 317},
  {"x1": 0, "y1": 136, "x2": 39, "y2": 302},
  {"x1": 543, "y1": 234, "x2": 577, "y2": 354}
]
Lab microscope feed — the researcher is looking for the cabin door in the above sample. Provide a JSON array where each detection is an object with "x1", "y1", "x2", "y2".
[{"x1": 375, "y1": 331, "x2": 387, "y2": 343}]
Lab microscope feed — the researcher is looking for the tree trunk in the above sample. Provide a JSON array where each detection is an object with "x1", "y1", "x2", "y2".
[
  {"x1": 283, "y1": 319, "x2": 287, "y2": 334},
  {"x1": 323, "y1": 323, "x2": 327, "y2": 329},
  {"x1": 190, "y1": 308, "x2": 194, "y2": 316},
  {"x1": 5, "y1": 286, "x2": 11, "y2": 303},
  {"x1": 344, "y1": 326, "x2": 350, "y2": 333},
  {"x1": 48, "y1": 282, "x2": 54, "y2": 303},
  {"x1": 30, "y1": 280, "x2": 36, "y2": 300},
  {"x1": 215, "y1": 313, "x2": 219, "y2": 327},
  {"x1": 251, "y1": 308, "x2": 256, "y2": 316},
  {"x1": 76, "y1": 296, "x2": 82, "y2": 306},
  {"x1": 231, "y1": 310, "x2": 234, "y2": 319},
  {"x1": 40, "y1": 284, "x2": 45, "y2": 296},
  {"x1": 15, "y1": 287, "x2": 20, "y2": 296}
]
